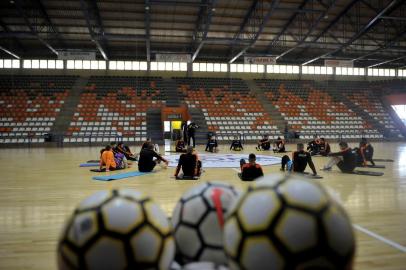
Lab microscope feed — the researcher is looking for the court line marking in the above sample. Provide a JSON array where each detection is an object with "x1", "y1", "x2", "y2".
[
  {"x1": 231, "y1": 168, "x2": 240, "y2": 172},
  {"x1": 353, "y1": 224, "x2": 406, "y2": 253}
]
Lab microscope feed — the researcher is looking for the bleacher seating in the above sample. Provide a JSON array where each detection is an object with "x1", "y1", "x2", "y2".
[
  {"x1": 65, "y1": 76, "x2": 166, "y2": 143},
  {"x1": 255, "y1": 79, "x2": 383, "y2": 139},
  {"x1": 0, "y1": 75, "x2": 77, "y2": 144},
  {"x1": 176, "y1": 77, "x2": 280, "y2": 141},
  {"x1": 337, "y1": 81, "x2": 403, "y2": 138}
]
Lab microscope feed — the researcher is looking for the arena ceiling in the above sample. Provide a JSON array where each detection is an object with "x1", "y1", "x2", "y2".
[{"x1": 0, "y1": 0, "x2": 405, "y2": 68}]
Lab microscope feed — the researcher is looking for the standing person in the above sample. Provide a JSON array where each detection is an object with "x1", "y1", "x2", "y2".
[
  {"x1": 256, "y1": 135, "x2": 271, "y2": 151},
  {"x1": 174, "y1": 146, "x2": 202, "y2": 179},
  {"x1": 322, "y1": 141, "x2": 356, "y2": 173},
  {"x1": 230, "y1": 135, "x2": 243, "y2": 151},
  {"x1": 138, "y1": 143, "x2": 169, "y2": 172},
  {"x1": 281, "y1": 143, "x2": 317, "y2": 176},
  {"x1": 239, "y1": 153, "x2": 264, "y2": 181},
  {"x1": 187, "y1": 122, "x2": 199, "y2": 147},
  {"x1": 99, "y1": 145, "x2": 116, "y2": 172},
  {"x1": 205, "y1": 135, "x2": 218, "y2": 153},
  {"x1": 181, "y1": 121, "x2": 189, "y2": 143}
]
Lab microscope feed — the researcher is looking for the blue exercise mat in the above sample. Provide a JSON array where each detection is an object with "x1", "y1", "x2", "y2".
[
  {"x1": 80, "y1": 163, "x2": 99, "y2": 167},
  {"x1": 92, "y1": 171, "x2": 152, "y2": 181}
]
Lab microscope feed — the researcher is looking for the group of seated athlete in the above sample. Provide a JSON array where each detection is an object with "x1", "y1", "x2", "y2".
[
  {"x1": 175, "y1": 135, "x2": 244, "y2": 153},
  {"x1": 280, "y1": 138, "x2": 375, "y2": 175},
  {"x1": 256, "y1": 135, "x2": 286, "y2": 153},
  {"x1": 99, "y1": 142, "x2": 136, "y2": 171},
  {"x1": 307, "y1": 137, "x2": 331, "y2": 156}
]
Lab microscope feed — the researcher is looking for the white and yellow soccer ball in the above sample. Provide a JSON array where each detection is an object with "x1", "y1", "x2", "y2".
[
  {"x1": 172, "y1": 182, "x2": 240, "y2": 265},
  {"x1": 223, "y1": 174, "x2": 355, "y2": 270},
  {"x1": 57, "y1": 189, "x2": 175, "y2": 270}
]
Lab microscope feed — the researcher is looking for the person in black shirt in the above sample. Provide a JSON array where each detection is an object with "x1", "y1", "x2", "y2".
[
  {"x1": 230, "y1": 136, "x2": 243, "y2": 151},
  {"x1": 138, "y1": 143, "x2": 168, "y2": 172},
  {"x1": 174, "y1": 147, "x2": 202, "y2": 179},
  {"x1": 281, "y1": 143, "x2": 317, "y2": 175},
  {"x1": 175, "y1": 139, "x2": 187, "y2": 153},
  {"x1": 273, "y1": 137, "x2": 286, "y2": 153},
  {"x1": 116, "y1": 142, "x2": 137, "y2": 161},
  {"x1": 181, "y1": 121, "x2": 188, "y2": 142},
  {"x1": 307, "y1": 137, "x2": 322, "y2": 156},
  {"x1": 322, "y1": 141, "x2": 356, "y2": 173},
  {"x1": 256, "y1": 135, "x2": 271, "y2": 151},
  {"x1": 358, "y1": 138, "x2": 375, "y2": 166},
  {"x1": 205, "y1": 135, "x2": 218, "y2": 152},
  {"x1": 187, "y1": 122, "x2": 199, "y2": 147},
  {"x1": 239, "y1": 154, "x2": 264, "y2": 181},
  {"x1": 318, "y1": 138, "x2": 331, "y2": 156}
]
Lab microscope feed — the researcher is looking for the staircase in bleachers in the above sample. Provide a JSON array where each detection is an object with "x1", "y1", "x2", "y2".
[
  {"x1": 146, "y1": 108, "x2": 163, "y2": 143},
  {"x1": 0, "y1": 75, "x2": 77, "y2": 144},
  {"x1": 52, "y1": 76, "x2": 89, "y2": 137},
  {"x1": 161, "y1": 78, "x2": 181, "y2": 107},
  {"x1": 175, "y1": 77, "x2": 281, "y2": 141},
  {"x1": 65, "y1": 76, "x2": 166, "y2": 144}
]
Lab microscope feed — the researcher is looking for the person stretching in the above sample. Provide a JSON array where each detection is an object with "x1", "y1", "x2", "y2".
[
  {"x1": 175, "y1": 139, "x2": 187, "y2": 153},
  {"x1": 281, "y1": 143, "x2": 317, "y2": 176},
  {"x1": 256, "y1": 135, "x2": 271, "y2": 151},
  {"x1": 205, "y1": 135, "x2": 218, "y2": 152},
  {"x1": 273, "y1": 137, "x2": 286, "y2": 153},
  {"x1": 322, "y1": 141, "x2": 356, "y2": 173},
  {"x1": 138, "y1": 143, "x2": 169, "y2": 172},
  {"x1": 174, "y1": 146, "x2": 202, "y2": 179},
  {"x1": 99, "y1": 145, "x2": 116, "y2": 172},
  {"x1": 239, "y1": 153, "x2": 264, "y2": 181},
  {"x1": 230, "y1": 136, "x2": 243, "y2": 151}
]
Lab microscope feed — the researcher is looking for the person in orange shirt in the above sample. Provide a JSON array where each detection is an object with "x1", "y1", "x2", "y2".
[{"x1": 100, "y1": 145, "x2": 116, "y2": 172}]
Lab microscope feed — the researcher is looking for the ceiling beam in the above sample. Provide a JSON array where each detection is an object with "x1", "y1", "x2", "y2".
[
  {"x1": 145, "y1": 0, "x2": 151, "y2": 62},
  {"x1": 149, "y1": 0, "x2": 209, "y2": 6},
  {"x1": 0, "y1": 45, "x2": 20, "y2": 59},
  {"x1": 34, "y1": 0, "x2": 65, "y2": 47},
  {"x1": 275, "y1": 0, "x2": 338, "y2": 60},
  {"x1": 79, "y1": 0, "x2": 108, "y2": 60},
  {"x1": 368, "y1": 56, "x2": 406, "y2": 68},
  {"x1": 265, "y1": 0, "x2": 307, "y2": 52},
  {"x1": 229, "y1": 0, "x2": 280, "y2": 63},
  {"x1": 191, "y1": 0, "x2": 217, "y2": 61},
  {"x1": 302, "y1": 0, "x2": 402, "y2": 65},
  {"x1": 14, "y1": 0, "x2": 58, "y2": 56}
]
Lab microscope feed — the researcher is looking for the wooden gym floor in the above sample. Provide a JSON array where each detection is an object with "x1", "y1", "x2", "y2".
[{"x1": 0, "y1": 142, "x2": 405, "y2": 269}]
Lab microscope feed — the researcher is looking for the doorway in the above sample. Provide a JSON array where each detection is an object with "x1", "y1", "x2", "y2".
[{"x1": 163, "y1": 120, "x2": 183, "y2": 141}]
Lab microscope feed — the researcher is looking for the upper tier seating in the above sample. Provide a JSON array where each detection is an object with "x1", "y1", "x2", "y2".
[
  {"x1": 0, "y1": 75, "x2": 77, "y2": 144},
  {"x1": 332, "y1": 81, "x2": 402, "y2": 138},
  {"x1": 255, "y1": 79, "x2": 382, "y2": 139},
  {"x1": 66, "y1": 76, "x2": 166, "y2": 143},
  {"x1": 176, "y1": 77, "x2": 280, "y2": 141}
]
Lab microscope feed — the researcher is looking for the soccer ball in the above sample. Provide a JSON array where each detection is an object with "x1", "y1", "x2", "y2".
[
  {"x1": 172, "y1": 182, "x2": 240, "y2": 265},
  {"x1": 223, "y1": 174, "x2": 355, "y2": 270},
  {"x1": 57, "y1": 189, "x2": 175, "y2": 270},
  {"x1": 181, "y1": 262, "x2": 229, "y2": 270}
]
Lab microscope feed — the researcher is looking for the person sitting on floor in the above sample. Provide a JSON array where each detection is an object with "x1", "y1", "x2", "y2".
[
  {"x1": 230, "y1": 136, "x2": 243, "y2": 151},
  {"x1": 116, "y1": 142, "x2": 137, "y2": 161},
  {"x1": 319, "y1": 138, "x2": 331, "y2": 156},
  {"x1": 307, "y1": 137, "x2": 321, "y2": 156},
  {"x1": 281, "y1": 143, "x2": 317, "y2": 176},
  {"x1": 273, "y1": 137, "x2": 286, "y2": 153},
  {"x1": 256, "y1": 135, "x2": 271, "y2": 151},
  {"x1": 239, "y1": 153, "x2": 264, "y2": 181},
  {"x1": 174, "y1": 146, "x2": 202, "y2": 179},
  {"x1": 358, "y1": 138, "x2": 375, "y2": 166},
  {"x1": 205, "y1": 135, "x2": 218, "y2": 153},
  {"x1": 142, "y1": 138, "x2": 160, "y2": 152},
  {"x1": 322, "y1": 141, "x2": 357, "y2": 173},
  {"x1": 175, "y1": 139, "x2": 187, "y2": 153},
  {"x1": 99, "y1": 145, "x2": 116, "y2": 172},
  {"x1": 138, "y1": 143, "x2": 169, "y2": 172}
]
